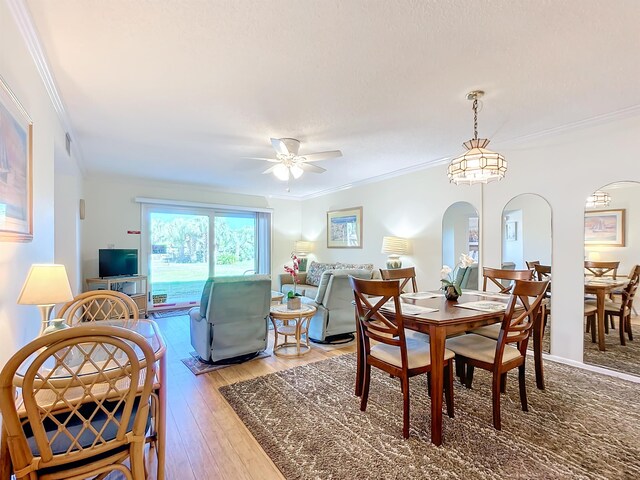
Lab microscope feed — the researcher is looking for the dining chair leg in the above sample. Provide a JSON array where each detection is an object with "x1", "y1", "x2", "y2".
[
  {"x1": 518, "y1": 364, "x2": 528, "y2": 412},
  {"x1": 610, "y1": 315, "x2": 615, "y2": 330},
  {"x1": 402, "y1": 376, "x2": 410, "y2": 439},
  {"x1": 491, "y1": 372, "x2": 502, "y2": 430},
  {"x1": 444, "y1": 362, "x2": 454, "y2": 418},
  {"x1": 360, "y1": 363, "x2": 371, "y2": 411},
  {"x1": 500, "y1": 372, "x2": 507, "y2": 393},
  {"x1": 464, "y1": 364, "x2": 474, "y2": 389},
  {"x1": 588, "y1": 315, "x2": 597, "y2": 343},
  {"x1": 628, "y1": 317, "x2": 634, "y2": 341},
  {"x1": 455, "y1": 356, "x2": 464, "y2": 379},
  {"x1": 604, "y1": 314, "x2": 610, "y2": 334},
  {"x1": 620, "y1": 314, "x2": 627, "y2": 346}
]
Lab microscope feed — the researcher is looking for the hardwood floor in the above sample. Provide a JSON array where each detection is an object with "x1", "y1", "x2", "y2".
[{"x1": 148, "y1": 314, "x2": 356, "y2": 480}]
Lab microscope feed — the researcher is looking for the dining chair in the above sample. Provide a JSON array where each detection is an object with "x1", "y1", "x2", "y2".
[
  {"x1": 525, "y1": 260, "x2": 540, "y2": 270},
  {"x1": 0, "y1": 325, "x2": 156, "y2": 479},
  {"x1": 482, "y1": 267, "x2": 534, "y2": 294},
  {"x1": 446, "y1": 279, "x2": 549, "y2": 430},
  {"x1": 59, "y1": 290, "x2": 139, "y2": 326},
  {"x1": 584, "y1": 260, "x2": 619, "y2": 279},
  {"x1": 611, "y1": 264, "x2": 640, "y2": 315},
  {"x1": 379, "y1": 267, "x2": 418, "y2": 293},
  {"x1": 350, "y1": 277, "x2": 455, "y2": 439},
  {"x1": 586, "y1": 274, "x2": 639, "y2": 345},
  {"x1": 533, "y1": 264, "x2": 552, "y2": 282}
]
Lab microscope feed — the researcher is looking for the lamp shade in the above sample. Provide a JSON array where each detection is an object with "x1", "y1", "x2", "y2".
[
  {"x1": 17, "y1": 264, "x2": 73, "y2": 305},
  {"x1": 381, "y1": 236, "x2": 408, "y2": 255},
  {"x1": 294, "y1": 241, "x2": 314, "y2": 255}
]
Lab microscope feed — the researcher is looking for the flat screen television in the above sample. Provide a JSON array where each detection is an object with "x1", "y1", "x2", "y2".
[{"x1": 99, "y1": 249, "x2": 138, "y2": 278}]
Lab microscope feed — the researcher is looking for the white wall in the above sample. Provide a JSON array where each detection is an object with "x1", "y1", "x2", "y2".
[
  {"x1": 81, "y1": 177, "x2": 300, "y2": 288},
  {"x1": 301, "y1": 114, "x2": 640, "y2": 365},
  {"x1": 0, "y1": 2, "x2": 82, "y2": 367}
]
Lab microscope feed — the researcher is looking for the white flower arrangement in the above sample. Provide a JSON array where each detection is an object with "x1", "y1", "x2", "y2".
[{"x1": 440, "y1": 253, "x2": 476, "y2": 295}]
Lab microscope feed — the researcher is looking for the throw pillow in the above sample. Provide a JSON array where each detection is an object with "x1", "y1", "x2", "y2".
[{"x1": 306, "y1": 261, "x2": 336, "y2": 286}]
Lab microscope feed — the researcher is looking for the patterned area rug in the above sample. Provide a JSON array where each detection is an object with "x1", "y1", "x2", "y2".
[
  {"x1": 181, "y1": 351, "x2": 270, "y2": 375},
  {"x1": 220, "y1": 353, "x2": 640, "y2": 479}
]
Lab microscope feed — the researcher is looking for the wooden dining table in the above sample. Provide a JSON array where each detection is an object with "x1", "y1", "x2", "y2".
[
  {"x1": 585, "y1": 276, "x2": 628, "y2": 351},
  {"x1": 0, "y1": 318, "x2": 168, "y2": 480},
  {"x1": 356, "y1": 290, "x2": 514, "y2": 446}
]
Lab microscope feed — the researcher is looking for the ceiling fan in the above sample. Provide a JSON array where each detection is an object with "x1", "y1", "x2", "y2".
[{"x1": 248, "y1": 138, "x2": 342, "y2": 181}]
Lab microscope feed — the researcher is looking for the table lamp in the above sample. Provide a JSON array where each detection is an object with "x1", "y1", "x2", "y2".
[
  {"x1": 17, "y1": 264, "x2": 74, "y2": 335},
  {"x1": 381, "y1": 236, "x2": 408, "y2": 269},
  {"x1": 294, "y1": 240, "x2": 314, "y2": 272}
]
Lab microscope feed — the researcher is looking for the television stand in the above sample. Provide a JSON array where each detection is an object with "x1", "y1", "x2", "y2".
[{"x1": 85, "y1": 275, "x2": 148, "y2": 318}]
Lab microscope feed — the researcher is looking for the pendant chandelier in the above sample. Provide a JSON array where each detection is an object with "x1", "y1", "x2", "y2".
[
  {"x1": 585, "y1": 190, "x2": 611, "y2": 208},
  {"x1": 447, "y1": 90, "x2": 506, "y2": 185}
]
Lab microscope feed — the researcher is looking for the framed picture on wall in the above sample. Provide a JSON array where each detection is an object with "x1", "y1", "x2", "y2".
[
  {"x1": 327, "y1": 207, "x2": 362, "y2": 248},
  {"x1": 505, "y1": 221, "x2": 517, "y2": 242},
  {"x1": 584, "y1": 209, "x2": 625, "y2": 247},
  {"x1": 0, "y1": 75, "x2": 33, "y2": 242}
]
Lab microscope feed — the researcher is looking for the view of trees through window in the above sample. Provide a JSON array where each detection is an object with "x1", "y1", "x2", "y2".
[{"x1": 149, "y1": 211, "x2": 256, "y2": 308}]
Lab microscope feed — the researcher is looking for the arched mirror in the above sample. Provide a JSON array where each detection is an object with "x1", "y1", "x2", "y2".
[
  {"x1": 583, "y1": 181, "x2": 640, "y2": 376},
  {"x1": 442, "y1": 201, "x2": 479, "y2": 290},
  {"x1": 502, "y1": 194, "x2": 552, "y2": 353}
]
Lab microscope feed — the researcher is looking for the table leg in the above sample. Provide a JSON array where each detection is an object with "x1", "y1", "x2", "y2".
[
  {"x1": 533, "y1": 305, "x2": 545, "y2": 390},
  {"x1": 597, "y1": 290, "x2": 606, "y2": 351},
  {"x1": 429, "y1": 326, "x2": 446, "y2": 446},
  {"x1": 0, "y1": 425, "x2": 11, "y2": 480}
]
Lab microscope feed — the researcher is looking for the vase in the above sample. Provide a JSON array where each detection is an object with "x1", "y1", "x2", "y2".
[
  {"x1": 42, "y1": 318, "x2": 70, "y2": 335},
  {"x1": 287, "y1": 296, "x2": 302, "y2": 310},
  {"x1": 444, "y1": 285, "x2": 460, "y2": 301}
]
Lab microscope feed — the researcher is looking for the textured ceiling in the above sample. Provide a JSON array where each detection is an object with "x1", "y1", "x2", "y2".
[{"x1": 24, "y1": 0, "x2": 640, "y2": 198}]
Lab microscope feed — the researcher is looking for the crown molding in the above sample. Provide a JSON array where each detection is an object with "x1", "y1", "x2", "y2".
[
  {"x1": 299, "y1": 103, "x2": 640, "y2": 200},
  {"x1": 6, "y1": 0, "x2": 85, "y2": 173}
]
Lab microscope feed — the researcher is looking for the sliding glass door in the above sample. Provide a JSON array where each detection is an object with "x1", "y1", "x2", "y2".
[
  {"x1": 148, "y1": 210, "x2": 210, "y2": 310},
  {"x1": 142, "y1": 203, "x2": 271, "y2": 312}
]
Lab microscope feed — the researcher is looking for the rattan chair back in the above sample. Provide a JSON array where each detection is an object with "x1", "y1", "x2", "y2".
[{"x1": 59, "y1": 290, "x2": 139, "y2": 327}]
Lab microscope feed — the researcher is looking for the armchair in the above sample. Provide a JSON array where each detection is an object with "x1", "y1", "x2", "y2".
[
  {"x1": 189, "y1": 275, "x2": 271, "y2": 362},
  {"x1": 302, "y1": 268, "x2": 374, "y2": 342}
]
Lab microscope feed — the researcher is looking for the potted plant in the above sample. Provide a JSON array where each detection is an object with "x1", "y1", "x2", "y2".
[
  {"x1": 284, "y1": 253, "x2": 302, "y2": 310},
  {"x1": 440, "y1": 253, "x2": 476, "y2": 301}
]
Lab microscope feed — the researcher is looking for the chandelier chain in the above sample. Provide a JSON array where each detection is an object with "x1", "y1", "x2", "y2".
[{"x1": 473, "y1": 97, "x2": 478, "y2": 140}]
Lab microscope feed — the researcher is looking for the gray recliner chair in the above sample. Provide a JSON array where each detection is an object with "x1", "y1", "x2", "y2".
[
  {"x1": 302, "y1": 268, "x2": 374, "y2": 342},
  {"x1": 189, "y1": 275, "x2": 271, "y2": 362}
]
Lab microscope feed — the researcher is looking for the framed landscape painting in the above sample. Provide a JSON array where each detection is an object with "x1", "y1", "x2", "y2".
[
  {"x1": 327, "y1": 207, "x2": 362, "y2": 248},
  {"x1": 0, "y1": 76, "x2": 32, "y2": 242},
  {"x1": 584, "y1": 209, "x2": 625, "y2": 247}
]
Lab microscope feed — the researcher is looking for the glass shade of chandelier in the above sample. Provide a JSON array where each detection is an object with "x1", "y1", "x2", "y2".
[
  {"x1": 448, "y1": 91, "x2": 507, "y2": 185},
  {"x1": 585, "y1": 190, "x2": 611, "y2": 208}
]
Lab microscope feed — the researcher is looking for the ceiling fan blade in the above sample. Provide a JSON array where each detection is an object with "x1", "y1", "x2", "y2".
[
  {"x1": 262, "y1": 165, "x2": 279, "y2": 174},
  {"x1": 298, "y1": 150, "x2": 343, "y2": 162},
  {"x1": 299, "y1": 163, "x2": 326, "y2": 174},
  {"x1": 243, "y1": 157, "x2": 279, "y2": 162},
  {"x1": 271, "y1": 138, "x2": 290, "y2": 156}
]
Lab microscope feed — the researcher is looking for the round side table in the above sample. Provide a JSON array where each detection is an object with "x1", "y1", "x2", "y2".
[{"x1": 269, "y1": 304, "x2": 317, "y2": 357}]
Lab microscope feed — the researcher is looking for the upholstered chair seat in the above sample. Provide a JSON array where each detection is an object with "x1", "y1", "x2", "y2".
[
  {"x1": 446, "y1": 334, "x2": 523, "y2": 364},
  {"x1": 371, "y1": 338, "x2": 454, "y2": 369}
]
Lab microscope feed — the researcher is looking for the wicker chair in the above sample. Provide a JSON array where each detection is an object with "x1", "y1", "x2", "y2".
[
  {"x1": 0, "y1": 325, "x2": 156, "y2": 479},
  {"x1": 58, "y1": 290, "x2": 139, "y2": 326}
]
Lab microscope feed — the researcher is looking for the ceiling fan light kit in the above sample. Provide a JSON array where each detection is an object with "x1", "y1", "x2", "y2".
[
  {"x1": 448, "y1": 90, "x2": 507, "y2": 185},
  {"x1": 254, "y1": 138, "x2": 342, "y2": 182}
]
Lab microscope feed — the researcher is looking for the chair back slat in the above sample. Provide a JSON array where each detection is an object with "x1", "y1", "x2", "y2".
[
  {"x1": 59, "y1": 291, "x2": 139, "y2": 327},
  {"x1": 0, "y1": 326, "x2": 155, "y2": 475},
  {"x1": 584, "y1": 260, "x2": 619, "y2": 278},
  {"x1": 495, "y1": 280, "x2": 549, "y2": 360},
  {"x1": 533, "y1": 264, "x2": 552, "y2": 282},
  {"x1": 350, "y1": 277, "x2": 406, "y2": 348},
  {"x1": 379, "y1": 267, "x2": 418, "y2": 293},
  {"x1": 482, "y1": 267, "x2": 534, "y2": 294}
]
